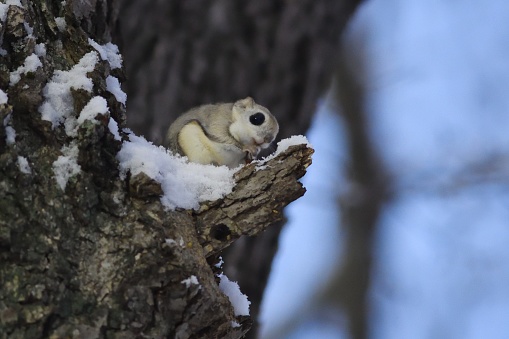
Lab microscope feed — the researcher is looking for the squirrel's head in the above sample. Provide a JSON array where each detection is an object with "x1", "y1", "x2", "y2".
[{"x1": 230, "y1": 97, "x2": 279, "y2": 156}]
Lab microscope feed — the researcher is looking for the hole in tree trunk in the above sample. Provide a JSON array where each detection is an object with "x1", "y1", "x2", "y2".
[{"x1": 211, "y1": 224, "x2": 231, "y2": 241}]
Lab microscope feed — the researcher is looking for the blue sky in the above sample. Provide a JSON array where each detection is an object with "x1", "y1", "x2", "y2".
[{"x1": 260, "y1": 0, "x2": 509, "y2": 338}]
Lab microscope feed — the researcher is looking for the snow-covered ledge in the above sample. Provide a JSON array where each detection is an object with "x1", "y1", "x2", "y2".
[{"x1": 118, "y1": 134, "x2": 314, "y2": 258}]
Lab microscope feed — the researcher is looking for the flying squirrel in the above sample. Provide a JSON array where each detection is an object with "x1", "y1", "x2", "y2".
[{"x1": 164, "y1": 97, "x2": 279, "y2": 169}]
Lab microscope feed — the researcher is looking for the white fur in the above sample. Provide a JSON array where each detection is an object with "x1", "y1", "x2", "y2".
[
  {"x1": 167, "y1": 97, "x2": 279, "y2": 168},
  {"x1": 179, "y1": 122, "x2": 245, "y2": 168}
]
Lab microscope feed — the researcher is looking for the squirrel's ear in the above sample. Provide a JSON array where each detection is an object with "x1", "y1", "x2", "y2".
[{"x1": 234, "y1": 97, "x2": 255, "y2": 110}]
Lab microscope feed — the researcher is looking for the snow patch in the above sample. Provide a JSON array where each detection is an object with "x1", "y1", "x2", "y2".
[
  {"x1": 17, "y1": 156, "x2": 31, "y2": 174},
  {"x1": 181, "y1": 275, "x2": 200, "y2": 289},
  {"x1": 214, "y1": 256, "x2": 224, "y2": 269},
  {"x1": 88, "y1": 38, "x2": 123, "y2": 69},
  {"x1": 257, "y1": 135, "x2": 311, "y2": 165},
  {"x1": 165, "y1": 237, "x2": 185, "y2": 248},
  {"x1": 218, "y1": 273, "x2": 251, "y2": 316},
  {"x1": 274, "y1": 135, "x2": 311, "y2": 156},
  {"x1": 34, "y1": 43, "x2": 46, "y2": 57},
  {"x1": 76, "y1": 96, "x2": 109, "y2": 124},
  {"x1": 63, "y1": 96, "x2": 109, "y2": 137},
  {"x1": 116, "y1": 133, "x2": 235, "y2": 210},
  {"x1": 52, "y1": 142, "x2": 81, "y2": 190},
  {"x1": 9, "y1": 53, "x2": 43, "y2": 86},
  {"x1": 39, "y1": 51, "x2": 98, "y2": 128},
  {"x1": 23, "y1": 22, "x2": 33, "y2": 36},
  {"x1": 3, "y1": 113, "x2": 15, "y2": 144},
  {"x1": 106, "y1": 75, "x2": 127, "y2": 104},
  {"x1": 6, "y1": 0, "x2": 23, "y2": 7},
  {"x1": 108, "y1": 118, "x2": 121, "y2": 141},
  {"x1": 55, "y1": 17, "x2": 66, "y2": 31},
  {"x1": 5, "y1": 126, "x2": 15, "y2": 144},
  {"x1": 0, "y1": 0, "x2": 22, "y2": 22},
  {"x1": 0, "y1": 5, "x2": 8, "y2": 23},
  {"x1": 0, "y1": 89, "x2": 7, "y2": 104}
]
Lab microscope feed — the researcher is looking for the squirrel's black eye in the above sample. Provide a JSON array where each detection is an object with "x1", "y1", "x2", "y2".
[{"x1": 249, "y1": 112, "x2": 265, "y2": 126}]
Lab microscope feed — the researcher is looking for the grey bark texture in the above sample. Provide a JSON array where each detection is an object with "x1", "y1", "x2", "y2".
[
  {"x1": 117, "y1": 1, "x2": 363, "y2": 336},
  {"x1": 0, "y1": 1, "x2": 312, "y2": 338}
]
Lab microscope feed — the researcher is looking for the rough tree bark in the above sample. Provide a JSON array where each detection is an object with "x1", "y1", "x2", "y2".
[
  {"x1": 117, "y1": 1, "x2": 363, "y2": 336},
  {"x1": 0, "y1": 1, "x2": 312, "y2": 338}
]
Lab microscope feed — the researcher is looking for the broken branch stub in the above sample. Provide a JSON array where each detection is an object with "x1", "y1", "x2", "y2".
[
  {"x1": 119, "y1": 143, "x2": 313, "y2": 257},
  {"x1": 196, "y1": 143, "x2": 314, "y2": 257}
]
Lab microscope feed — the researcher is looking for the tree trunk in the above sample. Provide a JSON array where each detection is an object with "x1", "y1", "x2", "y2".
[
  {"x1": 0, "y1": 1, "x2": 312, "y2": 338},
  {"x1": 117, "y1": 1, "x2": 363, "y2": 336}
]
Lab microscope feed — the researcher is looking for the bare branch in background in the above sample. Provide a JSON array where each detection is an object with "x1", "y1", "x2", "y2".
[{"x1": 327, "y1": 41, "x2": 388, "y2": 339}]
